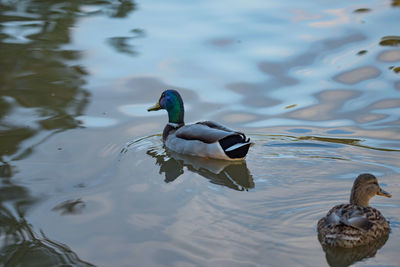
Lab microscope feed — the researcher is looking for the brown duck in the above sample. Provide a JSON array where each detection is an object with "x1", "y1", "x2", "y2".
[{"x1": 317, "y1": 173, "x2": 392, "y2": 248}]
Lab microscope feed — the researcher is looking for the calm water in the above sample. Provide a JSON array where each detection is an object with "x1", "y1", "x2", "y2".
[{"x1": 1, "y1": 0, "x2": 400, "y2": 266}]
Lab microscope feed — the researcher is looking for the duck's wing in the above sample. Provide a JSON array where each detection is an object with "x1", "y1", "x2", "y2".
[
  {"x1": 324, "y1": 210, "x2": 341, "y2": 226},
  {"x1": 175, "y1": 122, "x2": 240, "y2": 144},
  {"x1": 345, "y1": 209, "x2": 373, "y2": 231},
  {"x1": 196, "y1": 121, "x2": 236, "y2": 133},
  {"x1": 323, "y1": 205, "x2": 373, "y2": 231}
]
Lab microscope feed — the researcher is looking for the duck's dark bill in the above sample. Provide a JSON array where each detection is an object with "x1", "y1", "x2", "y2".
[
  {"x1": 148, "y1": 102, "x2": 161, "y2": 111},
  {"x1": 378, "y1": 188, "x2": 392, "y2": 198}
]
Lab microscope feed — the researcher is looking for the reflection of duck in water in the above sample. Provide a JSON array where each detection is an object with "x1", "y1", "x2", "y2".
[
  {"x1": 321, "y1": 234, "x2": 388, "y2": 267},
  {"x1": 147, "y1": 90, "x2": 252, "y2": 160},
  {"x1": 146, "y1": 148, "x2": 254, "y2": 191},
  {"x1": 318, "y1": 174, "x2": 391, "y2": 249}
]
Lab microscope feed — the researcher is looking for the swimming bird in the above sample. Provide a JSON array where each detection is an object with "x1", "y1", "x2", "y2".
[
  {"x1": 317, "y1": 173, "x2": 391, "y2": 248},
  {"x1": 147, "y1": 90, "x2": 252, "y2": 160}
]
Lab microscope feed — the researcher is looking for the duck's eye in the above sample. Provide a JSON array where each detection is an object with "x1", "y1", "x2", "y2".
[{"x1": 160, "y1": 93, "x2": 166, "y2": 101}]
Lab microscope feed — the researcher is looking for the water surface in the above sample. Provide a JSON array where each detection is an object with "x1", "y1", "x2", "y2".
[{"x1": 1, "y1": 0, "x2": 399, "y2": 266}]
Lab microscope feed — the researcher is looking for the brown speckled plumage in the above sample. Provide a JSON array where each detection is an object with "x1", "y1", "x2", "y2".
[{"x1": 317, "y1": 174, "x2": 391, "y2": 248}]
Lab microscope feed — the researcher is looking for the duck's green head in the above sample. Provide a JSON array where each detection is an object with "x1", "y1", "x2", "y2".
[{"x1": 147, "y1": 90, "x2": 184, "y2": 124}]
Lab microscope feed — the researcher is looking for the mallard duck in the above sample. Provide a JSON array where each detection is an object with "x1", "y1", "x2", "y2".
[
  {"x1": 317, "y1": 173, "x2": 392, "y2": 248},
  {"x1": 147, "y1": 90, "x2": 252, "y2": 160}
]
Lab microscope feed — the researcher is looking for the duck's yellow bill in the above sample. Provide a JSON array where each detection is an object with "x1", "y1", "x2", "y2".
[
  {"x1": 147, "y1": 102, "x2": 161, "y2": 111},
  {"x1": 377, "y1": 188, "x2": 392, "y2": 198}
]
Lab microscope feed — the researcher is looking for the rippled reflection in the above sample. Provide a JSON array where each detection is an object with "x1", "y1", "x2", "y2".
[
  {"x1": 52, "y1": 198, "x2": 86, "y2": 215},
  {"x1": 146, "y1": 148, "x2": 254, "y2": 191},
  {"x1": 0, "y1": 163, "x2": 93, "y2": 266},
  {"x1": 319, "y1": 235, "x2": 388, "y2": 267},
  {"x1": 0, "y1": 0, "x2": 138, "y2": 163},
  {"x1": 0, "y1": 213, "x2": 94, "y2": 266},
  {"x1": 108, "y1": 28, "x2": 145, "y2": 56},
  {"x1": 379, "y1": 36, "x2": 400, "y2": 46},
  {"x1": 1, "y1": 0, "x2": 399, "y2": 265},
  {"x1": 0, "y1": 0, "x2": 135, "y2": 265},
  {"x1": 262, "y1": 134, "x2": 400, "y2": 152}
]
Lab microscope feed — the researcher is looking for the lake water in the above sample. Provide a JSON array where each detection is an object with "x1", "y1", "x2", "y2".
[{"x1": 1, "y1": 0, "x2": 399, "y2": 266}]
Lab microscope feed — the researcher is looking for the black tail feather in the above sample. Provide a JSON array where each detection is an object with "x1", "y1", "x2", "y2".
[{"x1": 219, "y1": 134, "x2": 251, "y2": 159}]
